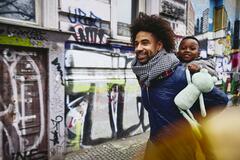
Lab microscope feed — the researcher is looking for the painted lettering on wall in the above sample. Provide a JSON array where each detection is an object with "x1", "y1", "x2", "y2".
[
  {"x1": 73, "y1": 24, "x2": 109, "y2": 44},
  {"x1": 67, "y1": 8, "x2": 110, "y2": 44},
  {"x1": 11, "y1": 149, "x2": 48, "y2": 160},
  {"x1": 214, "y1": 56, "x2": 232, "y2": 80},
  {"x1": 0, "y1": 26, "x2": 47, "y2": 47},
  {"x1": 68, "y1": 8, "x2": 102, "y2": 27}
]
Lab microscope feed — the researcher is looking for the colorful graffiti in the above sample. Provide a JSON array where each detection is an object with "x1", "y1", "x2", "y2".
[
  {"x1": 218, "y1": 33, "x2": 232, "y2": 55},
  {"x1": 65, "y1": 81, "x2": 149, "y2": 147},
  {"x1": 107, "y1": 83, "x2": 124, "y2": 138},
  {"x1": 0, "y1": 48, "x2": 48, "y2": 159},
  {"x1": 212, "y1": 52, "x2": 240, "y2": 106},
  {"x1": 11, "y1": 149, "x2": 48, "y2": 160},
  {"x1": 66, "y1": 7, "x2": 110, "y2": 44},
  {"x1": 65, "y1": 47, "x2": 149, "y2": 148},
  {"x1": 0, "y1": 26, "x2": 47, "y2": 47},
  {"x1": 68, "y1": 8, "x2": 102, "y2": 27},
  {"x1": 66, "y1": 95, "x2": 88, "y2": 149},
  {"x1": 73, "y1": 24, "x2": 109, "y2": 44},
  {"x1": 214, "y1": 55, "x2": 232, "y2": 79}
]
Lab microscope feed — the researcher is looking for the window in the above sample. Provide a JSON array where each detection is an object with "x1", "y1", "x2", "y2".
[
  {"x1": 0, "y1": 0, "x2": 40, "y2": 24},
  {"x1": 117, "y1": 0, "x2": 132, "y2": 37},
  {"x1": 111, "y1": 0, "x2": 144, "y2": 39}
]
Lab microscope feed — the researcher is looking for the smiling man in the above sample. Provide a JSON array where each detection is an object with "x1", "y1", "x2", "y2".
[{"x1": 130, "y1": 13, "x2": 228, "y2": 160}]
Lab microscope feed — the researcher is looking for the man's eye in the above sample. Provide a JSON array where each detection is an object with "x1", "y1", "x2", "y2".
[{"x1": 141, "y1": 40, "x2": 149, "y2": 46}]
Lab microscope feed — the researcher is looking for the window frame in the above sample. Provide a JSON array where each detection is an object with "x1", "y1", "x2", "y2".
[
  {"x1": 111, "y1": 0, "x2": 145, "y2": 41},
  {"x1": 0, "y1": 0, "x2": 42, "y2": 26}
]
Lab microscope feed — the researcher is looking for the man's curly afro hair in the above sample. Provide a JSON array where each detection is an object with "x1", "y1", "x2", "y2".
[{"x1": 130, "y1": 13, "x2": 176, "y2": 53}]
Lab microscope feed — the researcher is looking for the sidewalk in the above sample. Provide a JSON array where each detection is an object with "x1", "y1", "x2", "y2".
[{"x1": 64, "y1": 131, "x2": 149, "y2": 160}]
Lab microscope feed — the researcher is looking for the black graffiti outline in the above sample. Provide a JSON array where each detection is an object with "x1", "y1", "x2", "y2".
[
  {"x1": 11, "y1": 149, "x2": 48, "y2": 160},
  {"x1": 51, "y1": 58, "x2": 64, "y2": 86},
  {"x1": 50, "y1": 115, "x2": 63, "y2": 146},
  {"x1": 73, "y1": 25, "x2": 108, "y2": 44},
  {"x1": 136, "y1": 96, "x2": 150, "y2": 132},
  {"x1": 7, "y1": 26, "x2": 47, "y2": 41},
  {"x1": 68, "y1": 8, "x2": 86, "y2": 23}
]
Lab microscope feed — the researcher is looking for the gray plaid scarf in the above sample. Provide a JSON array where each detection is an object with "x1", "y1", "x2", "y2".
[{"x1": 131, "y1": 49, "x2": 180, "y2": 86}]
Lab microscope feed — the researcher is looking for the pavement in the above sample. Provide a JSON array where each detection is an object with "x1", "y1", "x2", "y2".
[{"x1": 64, "y1": 131, "x2": 149, "y2": 160}]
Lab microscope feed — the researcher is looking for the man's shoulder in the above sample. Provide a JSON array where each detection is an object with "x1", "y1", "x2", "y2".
[
  {"x1": 150, "y1": 65, "x2": 187, "y2": 91},
  {"x1": 155, "y1": 64, "x2": 186, "y2": 83},
  {"x1": 170, "y1": 65, "x2": 187, "y2": 82},
  {"x1": 174, "y1": 64, "x2": 186, "y2": 75}
]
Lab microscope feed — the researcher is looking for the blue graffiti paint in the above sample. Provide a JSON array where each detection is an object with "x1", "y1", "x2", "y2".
[{"x1": 68, "y1": 8, "x2": 102, "y2": 28}]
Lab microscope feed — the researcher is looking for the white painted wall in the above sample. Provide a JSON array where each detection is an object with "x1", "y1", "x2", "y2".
[
  {"x1": 60, "y1": 0, "x2": 111, "y2": 21},
  {"x1": 146, "y1": 0, "x2": 160, "y2": 15},
  {"x1": 65, "y1": 50, "x2": 126, "y2": 68},
  {"x1": 42, "y1": 0, "x2": 59, "y2": 29}
]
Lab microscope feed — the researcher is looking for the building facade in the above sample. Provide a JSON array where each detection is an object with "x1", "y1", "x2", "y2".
[
  {"x1": 190, "y1": 0, "x2": 240, "y2": 103},
  {"x1": 0, "y1": 0, "x2": 149, "y2": 159},
  {"x1": 0, "y1": 0, "x2": 239, "y2": 159}
]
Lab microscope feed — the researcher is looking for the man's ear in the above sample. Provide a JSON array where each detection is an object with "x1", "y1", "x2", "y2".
[{"x1": 157, "y1": 41, "x2": 163, "y2": 51}]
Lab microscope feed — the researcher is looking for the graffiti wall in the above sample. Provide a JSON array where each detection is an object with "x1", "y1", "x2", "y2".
[
  {"x1": 187, "y1": 0, "x2": 240, "y2": 102},
  {"x1": 59, "y1": 0, "x2": 110, "y2": 44},
  {"x1": 0, "y1": 48, "x2": 48, "y2": 159},
  {"x1": 47, "y1": 41, "x2": 66, "y2": 158},
  {"x1": 0, "y1": 23, "x2": 68, "y2": 159},
  {"x1": 65, "y1": 43, "x2": 149, "y2": 149},
  {"x1": 212, "y1": 52, "x2": 240, "y2": 106},
  {"x1": 0, "y1": 26, "x2": 47, "y2": 48},
  {"x1": 191, "y1": 0, "x2": 238, "y2": 55}
]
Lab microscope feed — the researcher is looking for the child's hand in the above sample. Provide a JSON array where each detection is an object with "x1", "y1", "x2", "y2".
[{"x1": 187, "y1": 64, "x2": 201, "y2": 73}]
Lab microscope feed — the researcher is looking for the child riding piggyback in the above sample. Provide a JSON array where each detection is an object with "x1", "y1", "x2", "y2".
[{"x1": 176, "y1": 36, "x2": 218, "y2": 77}]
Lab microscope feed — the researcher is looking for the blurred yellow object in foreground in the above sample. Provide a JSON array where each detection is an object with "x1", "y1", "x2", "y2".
[
  {"x1": 134, "y1": 107, "x2": 240, "y2": 160},
  {"x1": 202, "y1": 107, "x2": 240, "y2": 160}
]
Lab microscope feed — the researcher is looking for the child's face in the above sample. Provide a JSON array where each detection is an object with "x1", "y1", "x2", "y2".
[{"x1": 177, "y1": 38, "x2": 199, "y2": 62}]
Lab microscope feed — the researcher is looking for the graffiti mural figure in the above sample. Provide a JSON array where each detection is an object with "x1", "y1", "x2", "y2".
[
  {"x1": 108, "y1": 84, "x2": 124, "y2": 138},
  {"x1": 66, "y1": 96, "x2": 88, "y2": 148},
  {"x1": 50, "y1": 115, "x2": 63, "y2": 146},
  {"x1": 136, "y1": 96, "x2": 150, "y2": 132},
  {"x1": 109, "y1": 85, "x2": 118, "y2": 137}
]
